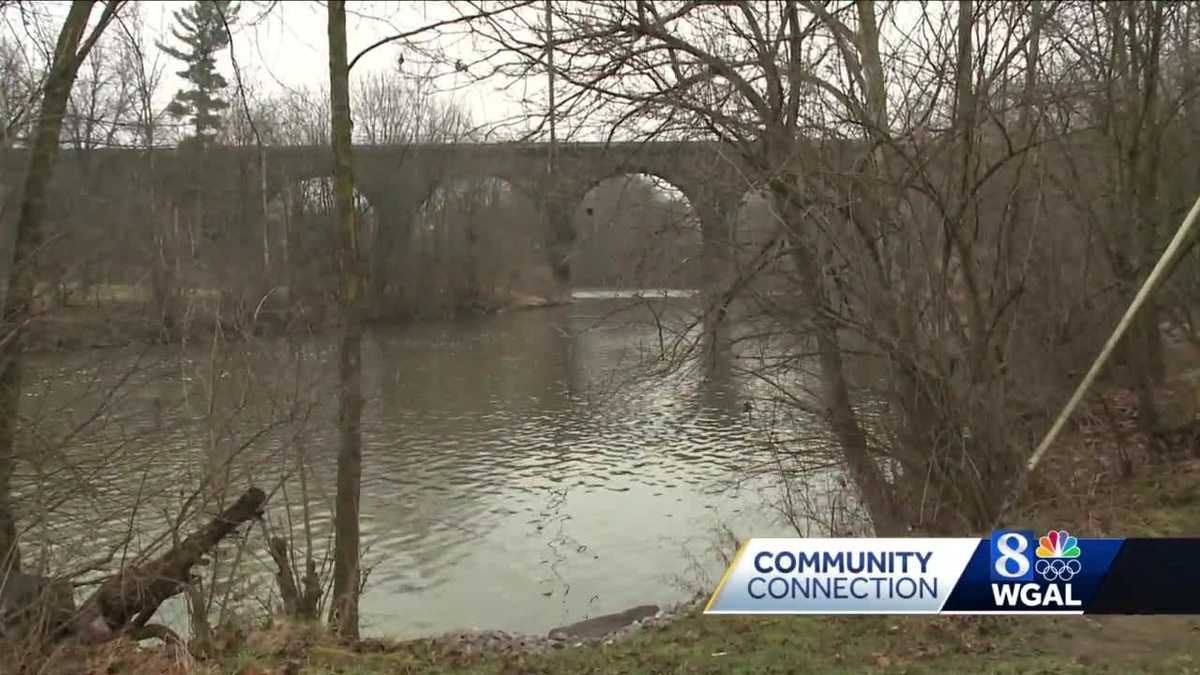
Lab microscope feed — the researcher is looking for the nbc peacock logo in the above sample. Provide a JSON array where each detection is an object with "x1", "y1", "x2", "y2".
[{"x1": 1035, "y1": 530, "x2": 1082, "y2": 582}]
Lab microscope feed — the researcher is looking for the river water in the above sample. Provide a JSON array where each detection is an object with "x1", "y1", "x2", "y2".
[{"x1": 18, "y1": 294, "x2": 807, "y2": 639}]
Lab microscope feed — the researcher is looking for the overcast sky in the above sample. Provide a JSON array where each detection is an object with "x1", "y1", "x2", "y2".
[
  {"x1": 4, "y1": 1, "x2": 946, "y2": 144},
  {"x1": 176, "y1": 1, "x2": 540, "y2": 130},
  {"x1": 5, "y1": 1, "x2": 544, "y2": 137}
]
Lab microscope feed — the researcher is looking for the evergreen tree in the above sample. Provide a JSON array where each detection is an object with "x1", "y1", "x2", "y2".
[{"x1": 158, "y1": 1, "x2": 238, "y2": 142}]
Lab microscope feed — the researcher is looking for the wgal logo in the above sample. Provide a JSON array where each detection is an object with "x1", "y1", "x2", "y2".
[
  {"x1": 991, "y1": 529, "x2": 1035, "y2": 582},
  {"x1": 991, "y1": 529, "x2": 1083, "y2": 582}
]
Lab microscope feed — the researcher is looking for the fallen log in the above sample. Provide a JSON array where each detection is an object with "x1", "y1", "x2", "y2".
[{"x1": 73, "y1": 487, "x2": 267, "y2": 641}]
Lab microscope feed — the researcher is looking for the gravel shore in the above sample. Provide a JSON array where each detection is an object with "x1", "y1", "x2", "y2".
[{"x1": 427, "y1": 596, "x2": 705, "y2": 658}]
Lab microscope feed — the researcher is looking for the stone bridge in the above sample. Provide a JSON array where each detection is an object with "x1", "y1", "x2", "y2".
[
  {"x1": 1, "y1": 140, "x2": 850, "y2": 302},
  {"x1": 269, "y1": 141, "x2": 754, "y2": 294}
]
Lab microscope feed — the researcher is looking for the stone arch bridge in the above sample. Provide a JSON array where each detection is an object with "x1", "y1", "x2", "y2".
[{"x1": 1, "y1": 140, "x2": 849, "y2": 303}]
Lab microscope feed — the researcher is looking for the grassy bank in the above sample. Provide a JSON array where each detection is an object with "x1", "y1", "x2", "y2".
[
  {"x1": 191, "y1": 452, "x2": 1200, "y2": 675},
  {"x1": 224, "y1": 612, "x2": 1200, "y2": 674}
]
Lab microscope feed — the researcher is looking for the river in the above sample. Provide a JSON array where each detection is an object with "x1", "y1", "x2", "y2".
[{"x1": 18, "y1": 293, "x2": 807, "y2": 639}]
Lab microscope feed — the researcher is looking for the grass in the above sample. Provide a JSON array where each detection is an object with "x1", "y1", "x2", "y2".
[
  {"x1": 217, "y1": 611, "x2": 1200, "y2": 674},
  {"x1": 201, "y1": 454, "x2": 1200, "y2": 675}
]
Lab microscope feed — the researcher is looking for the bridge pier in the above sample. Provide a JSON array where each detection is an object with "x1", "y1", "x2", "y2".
[
  {"x1": 540, "y1": 188, "x2": 582, "y2": 305},
  {"x1": 547, "y1": 192, "x2": 578, "y2": 302},
  {"x1": 366, "y1": 194, "x2": 414, "y2": 318}
]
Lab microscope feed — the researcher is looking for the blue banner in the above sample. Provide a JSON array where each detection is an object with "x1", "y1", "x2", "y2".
[
  {"x1": 705, "y1": 531, "x2": 1200, "y2": 615},
  {"x1": 941, "y1": 530, "x2": 1124, "y2": 613}
]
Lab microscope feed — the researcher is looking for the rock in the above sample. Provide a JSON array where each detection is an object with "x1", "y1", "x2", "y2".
[
  {"x1": 547, "y1": 604, "x2": 660, "y2": 641},
  {"x1": 423, "y1": 598, "x2": 699, "y2": 658}
]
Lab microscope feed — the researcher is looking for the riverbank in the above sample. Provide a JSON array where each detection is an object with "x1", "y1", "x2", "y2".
[
  {"x1": 22, "y1": 284, "x2": 570, "y2": 353},
  {"x1": 235, "y1": 457, "x2": 1200, "y2": 674},
  {"x1": 223, "y1": 612, "x2": 1200, "y2": 674},
  {"x1": 19, "y1": 310, "x2": 1200, "y2": 673}
]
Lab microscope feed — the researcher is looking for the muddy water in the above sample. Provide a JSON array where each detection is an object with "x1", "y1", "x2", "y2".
[{"x1": 19, "y1": 294, "x2": 806, "y2": 638}]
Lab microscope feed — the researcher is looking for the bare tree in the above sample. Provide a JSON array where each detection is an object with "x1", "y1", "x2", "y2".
[
  {"x1": 457, "y1": 0, "x2": 1200, "y2": 536},
  {"x1": 0, "y1": 36, "x2": 38, "y2": 150},
  {"x1": 0, "y1": 0, "x2": 125, "y2": 577},
  {"x1": 326, "y1": 0, "x2": 364, "y2": 640}
]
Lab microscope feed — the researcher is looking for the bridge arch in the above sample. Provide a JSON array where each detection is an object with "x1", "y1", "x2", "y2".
[
  {"x1": 262, "y1": 175, "x2": 379, "y2": 298},
  {"x1": 570, "y1": 172, "x2": 703, "y2": 291},
  {"x1": 546, "y1": 161, "x2": 746, "y2": 297},
  {"x1": 382, "y1": 174, "x2": 548, "y2": 315}
]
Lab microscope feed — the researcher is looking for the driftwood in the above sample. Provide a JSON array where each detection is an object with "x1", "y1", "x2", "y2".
[{"x1": 72, "y1": 487, "x2": 267, "y2": 641}]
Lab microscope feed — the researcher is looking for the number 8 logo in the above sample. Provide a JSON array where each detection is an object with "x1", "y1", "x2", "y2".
[{"x1": 993, "y1": 532, "x2": 1031, "y2": 578}]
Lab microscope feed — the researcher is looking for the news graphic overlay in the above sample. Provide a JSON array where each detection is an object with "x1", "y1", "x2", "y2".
[
  {"x1": 941, "y1": 528, "x2": 1121, "y2": 613},
  {"x1": 704, "y1": 538, "x2": 979, "y2": 614},
  {"x1": 706, "y1": 532, "x2": 1200, "y2": 615}
]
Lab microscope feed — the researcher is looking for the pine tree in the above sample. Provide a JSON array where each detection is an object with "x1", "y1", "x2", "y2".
[{"x1": 158, "y1": 1, "x2": 238, "y2": 142}]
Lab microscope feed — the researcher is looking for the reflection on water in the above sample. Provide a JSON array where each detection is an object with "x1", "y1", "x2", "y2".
[{"x1": 18, "y1": 296, "x2": 801, "y2": 638}]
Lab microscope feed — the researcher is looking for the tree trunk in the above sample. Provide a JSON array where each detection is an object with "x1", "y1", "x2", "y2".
[
  {"x1": 1134, "y1": 3, "x2": 1167, "y2": 392},
  {"x1": 0, "y1": 0, "x2": 117, "y2": 577},
  {"x1": 268, "y1": 537, "x2": 303, "y2": 619},
  {"x1": 770, "y1": 179, "x2": 907, "y2": 536},
  {"x1": 813, "y1": 319, "x2": 908, "y2": 536},
  {"x1": 950, "y1": 0, "x2": 988, "y2": 378},
  {"x1": 995, "y1": 0, "x2": 1041, "y2": 363},
  {"x1": 855, "y1": 1, "x2": 888, "y2": 146},
  {"x1": 1111, "y1": 2, "x2": 1167, "y2": 436},
  {"x1": 326, "y1": 0, "x2": 365, "y2": 641}
]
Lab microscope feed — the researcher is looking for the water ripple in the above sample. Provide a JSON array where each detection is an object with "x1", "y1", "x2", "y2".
[{"x1": 17, "y1": 298, "x2": 806, "y2": 638}]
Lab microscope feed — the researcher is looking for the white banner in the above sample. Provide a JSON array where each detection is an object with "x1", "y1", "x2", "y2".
[{"x1": 705, "y1": 538, "x2": 979, "y2": 614}]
